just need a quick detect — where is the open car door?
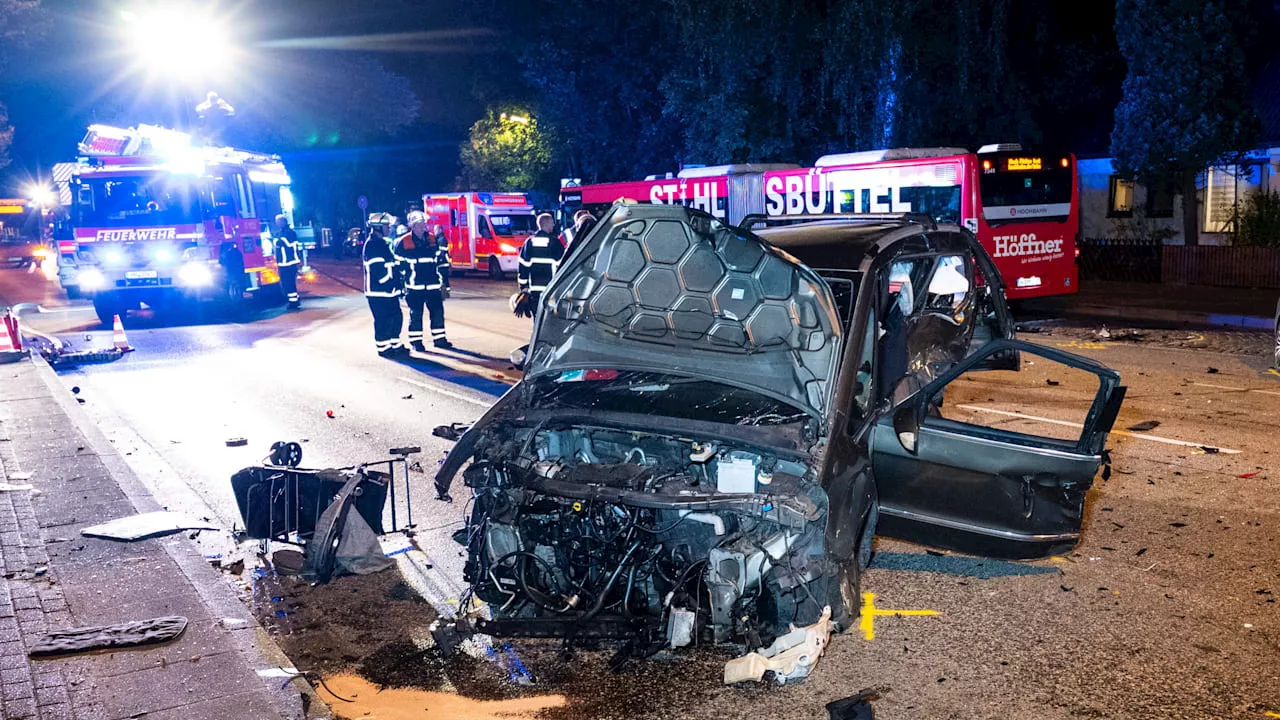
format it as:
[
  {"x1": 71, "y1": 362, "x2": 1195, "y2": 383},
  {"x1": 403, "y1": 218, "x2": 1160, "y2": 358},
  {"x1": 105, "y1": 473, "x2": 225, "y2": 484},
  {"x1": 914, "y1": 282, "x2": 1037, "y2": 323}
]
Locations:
[{"x1": 870, "y1": 339, "x2": 1125, "y2": 559}]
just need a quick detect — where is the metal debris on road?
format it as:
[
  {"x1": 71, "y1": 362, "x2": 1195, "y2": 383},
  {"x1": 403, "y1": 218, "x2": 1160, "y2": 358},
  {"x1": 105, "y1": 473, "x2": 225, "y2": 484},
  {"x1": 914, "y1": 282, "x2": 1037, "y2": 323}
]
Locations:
[
  {"x1": 826, "y1": 688, "x2": 882, "y2": 720},
  {"x1": 1126, "y1": 420, "x2": 1161, "y2": 432},
  {"x1": 29, "y1": 616, "x2": 188, "y2": 657},
  {"x1": 723, "y1": 605, "x2": 832, "y2": 684},
  {"x1": 81, "y1": 511, "x2": 220, "y2": 541},
  {"x1": 226, "y1": 437, "x2": 249, "y2": 447}
]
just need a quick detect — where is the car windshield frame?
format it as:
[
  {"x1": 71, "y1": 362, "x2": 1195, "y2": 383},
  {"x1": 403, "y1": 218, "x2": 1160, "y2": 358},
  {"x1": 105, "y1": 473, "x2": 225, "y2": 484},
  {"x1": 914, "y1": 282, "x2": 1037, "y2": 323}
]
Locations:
[
  {"x1": 529, "y1": 369, "x2": 814, "y2": 428},
  {"x1": 74, "y1": 174, "x2": 205, "y2": 228}
]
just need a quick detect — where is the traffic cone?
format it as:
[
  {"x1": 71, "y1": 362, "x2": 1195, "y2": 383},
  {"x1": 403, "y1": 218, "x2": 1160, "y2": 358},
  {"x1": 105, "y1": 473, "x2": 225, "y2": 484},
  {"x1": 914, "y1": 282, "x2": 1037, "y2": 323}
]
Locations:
[
  {"x1": 111, "y1": 314, "x2": 134, "y2": 352},
  {"x1": 0, "y1": 313, "x2": 17, "y2": 353}
]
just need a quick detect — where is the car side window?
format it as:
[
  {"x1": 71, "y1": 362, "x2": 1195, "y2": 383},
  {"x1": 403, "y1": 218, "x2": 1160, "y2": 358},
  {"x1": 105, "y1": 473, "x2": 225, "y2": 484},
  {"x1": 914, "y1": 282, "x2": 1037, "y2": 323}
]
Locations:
[{"x1": 849, "y1": 305, "x2": 876, "y2": 426}]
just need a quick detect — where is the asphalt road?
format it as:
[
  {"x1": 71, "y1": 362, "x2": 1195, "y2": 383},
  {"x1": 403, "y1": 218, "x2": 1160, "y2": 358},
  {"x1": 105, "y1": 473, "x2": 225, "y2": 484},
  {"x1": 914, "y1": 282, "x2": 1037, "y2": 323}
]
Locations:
[{"x1": 3, "y1": 261, "x2": 1278, "y2": 720}]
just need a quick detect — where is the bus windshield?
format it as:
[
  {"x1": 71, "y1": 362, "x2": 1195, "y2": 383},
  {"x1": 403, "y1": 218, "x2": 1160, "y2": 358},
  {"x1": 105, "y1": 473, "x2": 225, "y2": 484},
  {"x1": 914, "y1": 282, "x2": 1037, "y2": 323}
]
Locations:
[
  {"x1": 489, "y1": 214, "x2": 536, "y2": 236},
  {"x1": 74, "y1": 175, "x2": 203, "y2": 228},
  {"x1": 979, "y1": 158, "x2": 1073, "y2": 222}
]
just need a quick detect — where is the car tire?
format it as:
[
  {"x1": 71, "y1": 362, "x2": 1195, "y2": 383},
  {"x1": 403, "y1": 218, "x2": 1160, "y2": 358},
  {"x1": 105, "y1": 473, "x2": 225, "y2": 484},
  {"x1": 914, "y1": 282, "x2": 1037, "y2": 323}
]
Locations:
[
  {"x1": 91, "y1": 294, "x2": 121, "y2": 327},
  {"x1": 488, "y1": 257, "x2": 505, "y2": 280}
]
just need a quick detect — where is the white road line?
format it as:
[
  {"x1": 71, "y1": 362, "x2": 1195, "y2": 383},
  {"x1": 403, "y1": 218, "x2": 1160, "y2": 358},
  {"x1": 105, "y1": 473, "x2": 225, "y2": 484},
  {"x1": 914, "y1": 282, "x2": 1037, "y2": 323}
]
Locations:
[
  {"x1": 1188, "y1": 381, "x2": 1280, "y2": 398},
  {"x1": 953, "y1": 404, "x2": 1242, "y2": 454},
  {"x1": 398, "y1": 375, "x2": 495, "y2": 408}
]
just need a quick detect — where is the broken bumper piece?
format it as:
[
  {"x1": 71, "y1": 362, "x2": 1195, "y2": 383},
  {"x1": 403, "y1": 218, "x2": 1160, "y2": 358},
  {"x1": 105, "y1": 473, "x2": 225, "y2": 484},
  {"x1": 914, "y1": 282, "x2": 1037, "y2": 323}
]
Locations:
[{"x1": 723, "y1": 605, "x2": 832, "y2": 685}]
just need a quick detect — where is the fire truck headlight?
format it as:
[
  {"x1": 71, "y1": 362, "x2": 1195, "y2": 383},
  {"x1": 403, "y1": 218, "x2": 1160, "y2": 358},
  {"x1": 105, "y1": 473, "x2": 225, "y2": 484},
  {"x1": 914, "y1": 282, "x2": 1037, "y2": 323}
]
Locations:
[
  {"x1": 77, "y1": 268, "x2": 107, "y2": 290},
  {"x1": 154, "y1": 247, "x2": 174, "y2": 264},
  {"x1": 179, "y1": 262, "x2": 214, "y2": 287},
  {"x1": 104, "y1": 249, "x2": 125, "y2": 265}
]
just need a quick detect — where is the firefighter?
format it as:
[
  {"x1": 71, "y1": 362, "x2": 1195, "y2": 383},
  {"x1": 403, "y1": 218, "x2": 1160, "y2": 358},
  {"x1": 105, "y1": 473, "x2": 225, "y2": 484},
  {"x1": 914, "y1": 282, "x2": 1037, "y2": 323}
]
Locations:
[
  {"x1": 363, "y1": 213, "x2": 406, "y2": 357},
  {"x1": 431, "y1": 224, "x2": 452, "y2": 299},
  {"x1": 563, "y1": 209, "x2": 597, "y2": 251},
  {"x1": 272, "y1": 214, "x2": 302, "y2": 309},
  {"x1": 394, "y1": 212, "x2": 453, "y2": 351},
  {"x1": 516, "y1": 212, "x2": 566, "y2": 317}
]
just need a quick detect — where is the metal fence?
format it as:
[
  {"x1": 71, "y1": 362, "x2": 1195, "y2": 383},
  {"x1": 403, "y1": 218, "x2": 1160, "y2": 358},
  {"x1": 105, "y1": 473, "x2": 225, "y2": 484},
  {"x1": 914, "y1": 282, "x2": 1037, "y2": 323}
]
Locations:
[
  {"x1": 1078, "y1": 237, "x2": 1163, "y2": 283},
  {"x1": 1163, "y1": 246, "x2": 1280, "y2": 288}
]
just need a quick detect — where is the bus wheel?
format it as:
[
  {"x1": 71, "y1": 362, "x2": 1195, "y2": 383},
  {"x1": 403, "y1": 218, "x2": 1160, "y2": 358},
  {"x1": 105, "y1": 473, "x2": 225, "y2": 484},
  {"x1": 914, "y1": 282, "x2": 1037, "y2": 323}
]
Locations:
[
  {"x1": 488, "y1": 257, "x2": 505, "y2": 280},
  {"x1": 91, "y1": 294, "x2": 121, "y2": 327}
]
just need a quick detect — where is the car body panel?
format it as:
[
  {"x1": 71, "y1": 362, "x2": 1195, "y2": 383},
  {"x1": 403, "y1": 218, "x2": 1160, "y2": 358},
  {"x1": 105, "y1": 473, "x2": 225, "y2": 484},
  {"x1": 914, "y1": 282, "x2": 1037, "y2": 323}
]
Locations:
[{"x1": 529, "y1": 204, "x2": 844, "y2": 424}]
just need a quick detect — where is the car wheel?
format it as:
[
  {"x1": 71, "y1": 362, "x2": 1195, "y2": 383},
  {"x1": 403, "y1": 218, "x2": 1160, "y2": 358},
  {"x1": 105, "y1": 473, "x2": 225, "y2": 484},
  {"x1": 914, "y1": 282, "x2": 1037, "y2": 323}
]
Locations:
[
  {"x1": 91, "y1": 294, "x2": 120, "y2": 327},
  {"x1": 488, "y1": 257, "x2": 505, "y2": 280}
]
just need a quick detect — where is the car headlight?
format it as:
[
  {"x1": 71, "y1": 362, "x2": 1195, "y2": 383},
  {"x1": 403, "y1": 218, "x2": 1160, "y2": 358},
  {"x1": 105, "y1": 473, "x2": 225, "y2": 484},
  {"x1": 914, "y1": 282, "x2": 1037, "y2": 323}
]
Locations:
[
  {"x1": 179, "y1": 262, "x2": 214, "y2": 287},
  {"x1": 77, "y1": 268, "x2": 107, "y2": 290}
]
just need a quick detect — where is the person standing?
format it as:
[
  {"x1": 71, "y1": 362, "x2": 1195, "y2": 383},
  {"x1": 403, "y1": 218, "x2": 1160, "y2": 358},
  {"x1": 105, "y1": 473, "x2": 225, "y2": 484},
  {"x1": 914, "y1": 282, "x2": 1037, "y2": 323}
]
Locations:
[
  {"x1": 516, "y1": 212, "x2": 566, "y2": 316},
  {"x1": 394, "y1": 212, "x2": 453, "y2": 351},
  {"x1": 272, "y1": 214, "x2": 302, "y2": 309},
  {"x1": 562, "y1": 209, "x2": 597, "y2": 252},
  {"x1": 363, "y1": 213, "x2": 406, "y2": 357},
  {"x1": 432, "y1": 224, "x2": 452, "y2": 299}
]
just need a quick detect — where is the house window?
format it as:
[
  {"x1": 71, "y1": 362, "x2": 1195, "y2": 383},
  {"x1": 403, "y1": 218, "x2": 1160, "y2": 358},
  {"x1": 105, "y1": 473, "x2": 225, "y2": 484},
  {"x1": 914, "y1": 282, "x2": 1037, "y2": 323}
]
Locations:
[
  {"x1": 1203, "y1": 166, "x2": 1238, "y2": 233},
  {"x1": 1108, "y1": 176, "x2": 1134, "y2": 217},
  {"x1": 1146, "y1": 183, "x2": 1174, "y2": 218}
]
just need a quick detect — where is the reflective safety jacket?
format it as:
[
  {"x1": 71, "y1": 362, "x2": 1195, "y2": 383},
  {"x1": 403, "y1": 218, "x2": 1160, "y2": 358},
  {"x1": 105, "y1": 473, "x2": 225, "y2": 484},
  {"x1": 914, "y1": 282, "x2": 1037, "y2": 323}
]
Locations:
[
  {"x1": 363, "y1": 231, "x2": 401, "y2": 297},
  {"x1": 393, "y1": 232, "x2": 449, "y2": 291},
  {"x1": 273, "y1": 227, "x2": 301, "y2": 267},
  {"x1": 518, "y1": 230, "x2": 566, "y2": 293}
]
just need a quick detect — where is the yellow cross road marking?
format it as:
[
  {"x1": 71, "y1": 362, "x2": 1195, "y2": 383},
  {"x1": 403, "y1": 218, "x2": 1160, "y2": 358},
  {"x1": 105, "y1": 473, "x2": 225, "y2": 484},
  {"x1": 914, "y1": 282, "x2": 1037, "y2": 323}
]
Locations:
[
  {"x1": 858, "y1": 592, "x2": 939, "y2": 641},
  {"x1": 1055, "y1": 340, "x2": 1107, "y2": 350},
  {"x1": 1263, "y1": 712, "x2": 1280, "y2": 718},
  {"x1": 1267, "y1": 368, "x2": 1280, "y2": 379}
]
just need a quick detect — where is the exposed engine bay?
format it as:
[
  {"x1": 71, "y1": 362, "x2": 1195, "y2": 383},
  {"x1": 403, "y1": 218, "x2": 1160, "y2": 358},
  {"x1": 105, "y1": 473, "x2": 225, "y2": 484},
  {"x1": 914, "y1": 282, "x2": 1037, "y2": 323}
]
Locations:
[{"x1": 452, "y1": 421, "x2": 838, "y2": 657}]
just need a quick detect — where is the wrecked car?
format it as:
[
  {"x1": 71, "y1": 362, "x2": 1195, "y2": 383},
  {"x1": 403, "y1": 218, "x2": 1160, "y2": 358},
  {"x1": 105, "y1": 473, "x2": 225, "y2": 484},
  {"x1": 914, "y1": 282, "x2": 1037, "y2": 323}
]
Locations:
[{"x1": 434, "y1": 204, "x2": 1126, "y2": 653}]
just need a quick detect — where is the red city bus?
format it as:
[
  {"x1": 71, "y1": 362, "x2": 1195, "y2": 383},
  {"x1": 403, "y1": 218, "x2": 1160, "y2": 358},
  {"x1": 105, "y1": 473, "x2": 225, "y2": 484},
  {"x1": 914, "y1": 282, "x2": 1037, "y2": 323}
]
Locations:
[
  {"x1": 562, "y1": 145, "x2": 1078, "y2": 300},
  {"x1": 559, "y1": 164, "x2": 797, "y2": 226},
  {"x1": 761, "y1": 145, "x2": 1078, "y2": 299}
]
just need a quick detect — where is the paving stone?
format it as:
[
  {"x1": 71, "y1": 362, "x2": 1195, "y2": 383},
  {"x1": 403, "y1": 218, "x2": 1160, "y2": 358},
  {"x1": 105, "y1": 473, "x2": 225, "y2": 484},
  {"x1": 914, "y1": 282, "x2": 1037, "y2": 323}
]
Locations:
[
  {"x1": 3, "y1": 696, "x2": 37, "y2": 719},
  {"x1": 0, "y1": 663, "x2": 31, "y2": 684},
  {"x1": 35, "y1": 683, "x2": 70, "y2": 706},
  {"x1": 2, "y1": 678, "x2": 35, "y2": 700},
  {"x1": 39, "y1": 702, "x2": 74, "y2": 720}
]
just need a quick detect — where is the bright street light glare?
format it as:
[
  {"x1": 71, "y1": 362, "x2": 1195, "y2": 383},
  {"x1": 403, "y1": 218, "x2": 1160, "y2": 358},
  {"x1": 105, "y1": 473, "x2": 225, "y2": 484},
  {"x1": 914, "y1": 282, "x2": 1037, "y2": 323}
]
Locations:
[
  {"x1": 24, "y1": 185, "x2": 55, "y2": 208},
  {"x1": 122, "y1": 7, "x2": 233, "y2": 81}
]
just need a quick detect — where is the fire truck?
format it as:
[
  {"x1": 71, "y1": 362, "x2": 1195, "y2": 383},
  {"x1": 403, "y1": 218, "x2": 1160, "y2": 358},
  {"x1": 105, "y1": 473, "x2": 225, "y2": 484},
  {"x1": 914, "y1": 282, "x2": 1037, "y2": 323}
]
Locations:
[
  {"x1": 55, "y1": 124, "x2": 293, "y2": 324},
  {"x1": 422, "y1": 192, "x2": 536, "y2": 279},
  {"x1": 560, "y1": 145, "x2": 1079, "y2": 300}
]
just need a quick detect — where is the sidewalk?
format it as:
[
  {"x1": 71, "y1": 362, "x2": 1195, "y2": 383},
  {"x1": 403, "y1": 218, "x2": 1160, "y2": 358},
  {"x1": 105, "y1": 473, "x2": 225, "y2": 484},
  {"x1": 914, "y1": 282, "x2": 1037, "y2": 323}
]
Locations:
[
  {"x1": 0, "y1": 355, "x2": 324, "y2": 720},
  {"x1": 1023, "y1": 280, "x2": 1277, "y2": 330}
]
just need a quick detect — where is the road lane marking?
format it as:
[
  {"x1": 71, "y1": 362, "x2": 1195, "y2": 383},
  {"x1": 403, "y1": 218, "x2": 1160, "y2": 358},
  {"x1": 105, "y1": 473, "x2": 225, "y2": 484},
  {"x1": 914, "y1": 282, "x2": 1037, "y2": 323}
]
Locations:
[
  {"x1": 1055, "y1": 340, "x2": 1107, "y2": 350},
  {"x1": 398, "y1": 376, "x2": 495, "y2": 408},
  {"x1": 858, "y1": 592, "x2": 939, "y2": 641},
  {"x1": 953, "y1": 404, "x2": 1242, "y2": 454},
  {"x1": 1188, "y1": 381, "x2": 1280, "y2": 398}
]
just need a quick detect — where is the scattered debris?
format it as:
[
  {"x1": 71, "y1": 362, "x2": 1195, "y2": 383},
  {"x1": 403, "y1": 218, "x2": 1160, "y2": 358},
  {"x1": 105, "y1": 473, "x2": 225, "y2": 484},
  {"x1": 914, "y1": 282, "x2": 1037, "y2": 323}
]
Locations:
[
  {"x1": 1095, "y1": 326, "x2": 1111, "y2": 340},
  {"x1": 1207, "y1": 367, "x2": 1220, "y2": 374},
  {"x1": 326, "y1": 409, "x2": 335, "y2": 419},
  {"x1": 272, "y1": 549, "x2": 305, "y2": 576},
  {"x1": 1046, "y1": 379, "x2": 1060, "y2": 386},
  {"x1": 723, "y1": 605, "x2": 832, "y2": 684},
  {"x1": 1239, "y1": 471, "x2": 1260, "y2": 479},
  {"x1": 1200, "y1": 446, "x2": 1220, "y2": 454},
  {"x1": 81, "y1": 511, "x2": 219, "y2": 541},
  {"x1": 1170, "y1": 522, "x2": 1187, "y2": 528},
  {"x1": 29, "y1": 616, "x2": 188, "y2": 657},
  {"x1": 1126, "y1": 420, "x2": 1160, "y2": 432},
  {"x1": 826, "y1": 687, "x2": 881, "y2": 720},
  {"x1": 226, "y1": 437, "x2": 248, "y2": 447},
  {"x1": 431, "y1": 423, "x2": 470, "y2": 441},
  {"x1": 401, "y1": 393, "x2": 413, "y2": 400}
]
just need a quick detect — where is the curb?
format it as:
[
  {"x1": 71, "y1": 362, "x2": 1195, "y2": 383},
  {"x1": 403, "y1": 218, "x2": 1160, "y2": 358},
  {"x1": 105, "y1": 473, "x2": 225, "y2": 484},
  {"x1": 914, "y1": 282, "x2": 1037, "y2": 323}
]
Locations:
[
  {"x1": 28, "y1": 354, "x2": 331, "y2": 719},
  {"x1": 1064, "y1": 303, "x2": 1273, "y2": 331}
]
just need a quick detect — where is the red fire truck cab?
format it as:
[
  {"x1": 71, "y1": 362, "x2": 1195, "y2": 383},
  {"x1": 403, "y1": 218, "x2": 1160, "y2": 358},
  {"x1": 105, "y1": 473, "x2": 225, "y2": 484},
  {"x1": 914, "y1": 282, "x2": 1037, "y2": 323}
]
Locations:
[
  {"x1": 423, "y1": 192, "x2": 535, "y2": 279},
  {"x1": 57, "y1": 124, "x2": 293, "y2": 324}
]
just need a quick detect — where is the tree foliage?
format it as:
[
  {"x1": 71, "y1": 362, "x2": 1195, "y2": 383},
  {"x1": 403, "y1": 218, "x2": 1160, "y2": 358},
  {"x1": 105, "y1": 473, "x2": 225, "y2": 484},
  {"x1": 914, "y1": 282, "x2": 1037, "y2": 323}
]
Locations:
[
  {"x1": 1110, "y1": 0, "x2": 1258, "y2": 183},
  {"x1": 513, "y1": 0, "x2": 1122, "y2": 186},
  {"x1": 1110, "y1": 0, "x2": 1259, "y2": 245},
  {"x1": 0, "y1": 0, "x2": 48, "y2": 170},
  {"x1": 458, "y1": 108, "x2": 553, "y2": 191}
]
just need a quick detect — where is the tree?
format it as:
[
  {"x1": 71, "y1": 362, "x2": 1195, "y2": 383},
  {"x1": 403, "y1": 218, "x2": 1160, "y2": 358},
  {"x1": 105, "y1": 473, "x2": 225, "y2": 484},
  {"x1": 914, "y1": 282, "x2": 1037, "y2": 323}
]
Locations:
[
  {"x1": 0, "y1": 0, "x2": 48, "y2": 169},
  {"x1": 458, "y1": 108, "x2": 553, "y2": 191},
  {"x1": 1110, "y1": 0, "x2": 1259, "y2": 245}
]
